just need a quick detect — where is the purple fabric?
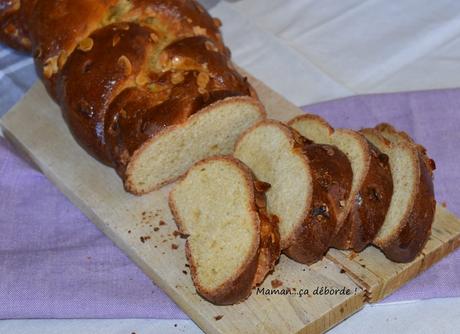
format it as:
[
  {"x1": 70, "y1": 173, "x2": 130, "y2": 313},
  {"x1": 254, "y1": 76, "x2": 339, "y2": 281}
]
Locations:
[
  {"x1": 0, "y1": 139, "x2": 187, "y2": 320},
  {"x1": 0, "y1": 88, "x2": 459, "y2": 319}
]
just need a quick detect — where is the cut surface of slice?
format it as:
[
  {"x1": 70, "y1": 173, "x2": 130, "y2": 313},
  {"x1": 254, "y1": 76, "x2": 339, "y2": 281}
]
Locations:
[
  {"x1": 235, "y1": 120, "x2": 352, "y2": 264},
  {"x1": 235, "y1": 120, "x2": 311, "y2": 249},
  {"x1": 169, "y1": 156, "x2": 279, "y2": 304},
  {"x1": 122, "y1": 96, "x2": 265, "y2": 194},
  {"x1": 362, "y1": 125, "x2": 436, "y2": 262},
  {"x1": 289, "y1": 115, "x2": 393, "y2": 252}
]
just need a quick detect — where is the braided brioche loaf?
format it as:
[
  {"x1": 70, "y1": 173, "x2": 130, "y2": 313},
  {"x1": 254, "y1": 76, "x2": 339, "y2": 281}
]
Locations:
[{"x1": 0, "y1": 0, "x2": 265, "y2": 193}]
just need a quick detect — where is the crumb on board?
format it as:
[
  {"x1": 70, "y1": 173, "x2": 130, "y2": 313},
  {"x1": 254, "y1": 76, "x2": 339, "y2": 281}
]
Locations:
[
  {"x1": 128, "y1": 230, "x2": 131, "y2": 234},
  {"x1": 171, "y1": 244, "x2": 179, "y2": 250},
  {"x1": 182, "y1": 270, "x2": 188, "y2": 275},
  {"x1": 154, "y1": 227, "x2": 160, "y2": 232},
  {"x1": 340, "y1": 269, "x2": 346, "y2": 274},
  {"x1": 214, "y1": 315, "x2": 223, "y2": 321},
  {"x1": 140, "y1": 236, "x2": 151, "y2": 243},
  {"x1": 271, "y1": 279, "x2": 283, "y2": 288},
  {"x1": 348, "y1": 251, "x2": 358, "y2": 260},
  {"x1": 441, "y1": 201, "x2": 447, "y2": 208},
  {"x1": 159, "y1": 220, "x2": 166, "y2": 226},
  {"x1": 173, "y1": 230, "x2": 190, "y2": 239}
]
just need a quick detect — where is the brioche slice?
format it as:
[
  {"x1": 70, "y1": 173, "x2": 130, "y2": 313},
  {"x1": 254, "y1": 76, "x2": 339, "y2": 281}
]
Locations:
[
  {"x1": 169, "y1": 157, "x2": 280, "y2": 305},
  {"x1": 120, "y1": 96, "x2": 265, "y2": 194},
  {"x1": 289, "y1": 115, "x2": 393, "y2": 252},
  {"x1": 234, "y1": 120, "x2": 352, "y2": 264},
  {"x1": 362, "y1": 124, "x2": 436, "y2": 262}
]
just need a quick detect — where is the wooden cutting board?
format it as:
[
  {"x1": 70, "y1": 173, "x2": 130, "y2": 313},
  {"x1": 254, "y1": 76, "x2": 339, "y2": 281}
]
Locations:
[{"x1": 1, "y1": 71, "x2": 460, "y2": 334}]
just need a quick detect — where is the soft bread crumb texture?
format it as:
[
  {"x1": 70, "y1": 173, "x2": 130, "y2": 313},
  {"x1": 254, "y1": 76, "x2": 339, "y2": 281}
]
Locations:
[
  {"x1": 235, "y1": 123, "x2": 311, "y2": 248},
  {"x1": 126, "y1": 100, "x2": 263, "y2": 193},
  {"x1": 171, "y1": 159, "x2": 256, "y2": 290},
  {"x1": 290, "y1": 118, "x2": 366, "y2": 220},
  {"x1": 363, "y1": 131, "x2": 417, "y2": 244}
]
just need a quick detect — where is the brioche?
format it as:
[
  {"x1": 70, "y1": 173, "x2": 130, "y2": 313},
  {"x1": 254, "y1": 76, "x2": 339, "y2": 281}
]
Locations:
[
  {"x1": 362, "y1": 124, "x2": 436, "y2": 262},
  {"x1": 0, "y1": 0, "x2": 264, "y2": 194},
  {"x1": 289, "y1": 115, "x2": 393, "y2": 252},
  {"x1": 234, "y1": 120, "x2": 353, "y2": 264},
  {"x1": 169, "y1": 156, "x2": 280, "y2": 305}
]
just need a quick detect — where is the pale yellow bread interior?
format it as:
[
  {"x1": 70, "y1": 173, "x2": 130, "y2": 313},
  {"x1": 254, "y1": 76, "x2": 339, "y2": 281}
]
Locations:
[
  {"x1": 234, "y1": 120, "x2": 312, "y2": 249},
  {"x1": 289, "y1": 115, "x2": 368, "y2": 226},
  {"x1": 361, "y1": 128, "x2": 418, "y2": 245},
  {"x1": 125, "y1": 97, "x2": 265, "y2": 194},
  {"x1": 169, "y1": 157, "x2": 258, "y2": 292}
]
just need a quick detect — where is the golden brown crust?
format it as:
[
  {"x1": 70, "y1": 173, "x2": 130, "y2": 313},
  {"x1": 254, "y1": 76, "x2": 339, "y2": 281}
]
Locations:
[
  {"x1": 105, "y1": 35, "x2": 254, "y2": 174},
  {"x1": 330, "y1": 139, "x2": 393, "y2": 252},
  {"x1": 0, "y1": 0, "x2": 257, "y2": 192},
  {"x1": 287, "y1": 115, "x2": 355, "y2": 234},
  {"x1": 168, "y1": 156, "x2": 280, "y2": 305},
  {"x1": 288, "y1": 115, "x2": 394, "y2": 253},
  {"x1": 236, "y1": 120, "x2": 352, "y2": 265},
  {"x1": 283, "y1": 128, "x2": 353, "y2": 264},
  {"x1": 0, "y1": 0, "x2": 35, "y2": 52},
  {"x1": 378, "y1": 153, "x2": 435, "y2": 262},
  {"x1": 28, "y1": 0, "x2": 225, "y2": 97},
  {"x1": 252, "y1": 181, "x2": 281, "y2": 286},
  {"x1": 372, "y1": 123, "x2": 436, "y2": 262},
  {"x1": 57, "y1": 22, "x2": 156, "y2": 165}
]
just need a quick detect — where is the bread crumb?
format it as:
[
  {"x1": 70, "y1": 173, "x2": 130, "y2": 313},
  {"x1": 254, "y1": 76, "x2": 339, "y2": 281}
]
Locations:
[
  {"x1": 128, "y1": 230, "x2": 131, "y2": 234},
  {"x1": 214, "y1": 315, "x2": 223, "y2": 321},
  {"x1": 140, "y1": 236, "x2": 151, "y2": 243},
  {"x1": 159, "y1": 220, "x2": 166, "y2": 226},
  {"x1": 441, "y1": 201, "x2": 447, "y2": 208},
  {"x1": 340, "y1": 269, "x2": 346, "y2": 274},
  {"x1": 348, "y1": 251, "x2": 358, "y2": 260},
  {"x1": 171, "y1": 244, "x2": 179, "y2": 250},
  {"x1": 154, "y1": 227, "x2": 160, "y2": 232},
  {"x1": 173, "y1": 230, "x2": 190, "y2": 239},
  {"x1": 182, "y1": 270, "x2": 188, "y2": 275},
  {"x1": 271, "y1": 279, "x2": 283, "y2": 288}
]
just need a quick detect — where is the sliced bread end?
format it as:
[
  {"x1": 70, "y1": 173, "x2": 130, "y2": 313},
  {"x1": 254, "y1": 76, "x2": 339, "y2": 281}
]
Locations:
[
  {"x1": 362, "y1": 126, "x2": 436, "y2": 262},
  {"x1": 125, "y1": 96, "x2": 265, "y2": 194}
]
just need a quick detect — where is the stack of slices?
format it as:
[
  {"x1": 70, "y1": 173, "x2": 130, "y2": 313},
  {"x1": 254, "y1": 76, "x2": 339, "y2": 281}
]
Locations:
[{"x1": 169, "y1": 115, "x2": 436, "y2": 305}]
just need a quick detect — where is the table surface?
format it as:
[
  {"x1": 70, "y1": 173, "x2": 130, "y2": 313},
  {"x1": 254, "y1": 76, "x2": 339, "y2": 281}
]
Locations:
[{"x1": 2, "y1": 0, "x2": 460, "y2": 333}]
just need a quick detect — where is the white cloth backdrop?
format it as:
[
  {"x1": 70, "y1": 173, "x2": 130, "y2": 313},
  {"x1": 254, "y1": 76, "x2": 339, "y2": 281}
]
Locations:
[{"x1": 3, "y1": 0, "x2": 460, "y2": 333}]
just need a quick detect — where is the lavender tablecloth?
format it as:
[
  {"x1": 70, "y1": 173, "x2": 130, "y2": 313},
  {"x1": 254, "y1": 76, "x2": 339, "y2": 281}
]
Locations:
[{"x1": 1, "y1": 87, "x2": 460, "y2": 319}]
